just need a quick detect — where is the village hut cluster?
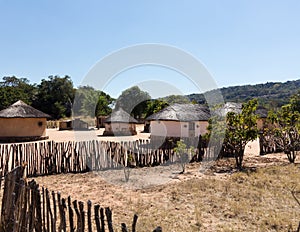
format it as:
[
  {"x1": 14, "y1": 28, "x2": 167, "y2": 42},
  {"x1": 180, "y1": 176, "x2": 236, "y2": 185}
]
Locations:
[{"x1": 0, "y1": 100, "x2": 268, "y2": 145}]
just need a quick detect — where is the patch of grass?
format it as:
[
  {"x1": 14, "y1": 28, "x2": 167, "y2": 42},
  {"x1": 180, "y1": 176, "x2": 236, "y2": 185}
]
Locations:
[{"x1": 132, "y1": 164, "x2": 300, "y2": 231}]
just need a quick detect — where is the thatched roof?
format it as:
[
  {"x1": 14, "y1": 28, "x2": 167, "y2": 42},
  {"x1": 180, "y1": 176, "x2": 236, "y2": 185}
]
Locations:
[
  {"x1": 105, "y1": 108, "x2": 138, "y2": 123},
  {"x1": 146, "y1": 104, "x2": 210, "y2": 122},
  {"x1": 0, "y1": 100, "x2": 51, "y2": 118}
]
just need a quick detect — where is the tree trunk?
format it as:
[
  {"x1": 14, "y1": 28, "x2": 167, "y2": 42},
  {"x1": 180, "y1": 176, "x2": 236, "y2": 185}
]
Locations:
[{"x1": 235, "y1": 148, "x2": 244, "y2": 170}]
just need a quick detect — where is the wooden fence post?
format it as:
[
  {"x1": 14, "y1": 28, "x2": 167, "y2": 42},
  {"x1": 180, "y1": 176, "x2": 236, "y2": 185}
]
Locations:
[
  {"x1": 100, "y1": 207, "x2": 105, "y2": 232},
  {"x1": 94, "y1": 205, "x2": 101, "y2": 232},
  {"x1": 87, "y1": 200, "x2": 92, "y2": 232},
  {"x1": 105, "y1": 207, "x2": 114, "y2": 232},
  {"x1": 0, "y1": 166, "x2": 25, "y2": 232},
  {"x1": 68, "y1": 196, "x2": 75, "y2": 232},
  {"x1": 132, "y1": 214, "x2": 138, "y2": 232},
  {"x1": 121, "y1": 223, "x2": 128, "y2": 232},
  {"x1": 79, "y1": 201, "x2": 85, "y2": 232},
  {"x1": 73, "y1": 200, "x2": 82, "y2": 232},
  {"x1": 58, "y1": 192, "x2": 67, "y2": 232}
]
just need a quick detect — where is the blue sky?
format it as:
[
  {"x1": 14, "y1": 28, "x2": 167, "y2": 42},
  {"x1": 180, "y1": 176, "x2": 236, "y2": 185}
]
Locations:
[{"x1": 1, "y1": 1, "x2": 300, "y2": 98}]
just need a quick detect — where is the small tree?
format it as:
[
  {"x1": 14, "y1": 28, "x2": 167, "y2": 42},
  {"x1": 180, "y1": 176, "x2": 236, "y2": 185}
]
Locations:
[
  {"x1": 224, "y1": 99, "x2": 258, "y2": 169},
  {"x1": 174, "y1": 140, "x2": 190, "y2": 173},
  {"x1": 267, "y1": 102, "x2": 300, "y2": 163}
]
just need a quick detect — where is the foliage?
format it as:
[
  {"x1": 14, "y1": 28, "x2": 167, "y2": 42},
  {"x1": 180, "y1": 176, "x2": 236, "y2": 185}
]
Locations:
[
  {"x1": 145, "y1": 99, "x2": 169, "y2": 118},
  {"x1": 174, "y1": 140, "x2": 193, "y2": 173},
  {"x1": 188, "y1": 79, "x2": 300, "y2": 109},
  {"x1": 33, "y1": 75, "x2": 75, "y2": 119},
  {"x1": 95, "y1": 93, "x2": 114, "y2": 117},
  {"x1": 225, "y1": 99, "x2": 258, "y2": 169},
  {"x1": 208, "y1": 99, "x2": 258, "y2": 169},
  {"x1": 290, "y1": 91, "x2": 300, "y2": 112},
  {"x1": 73, "y1": 86, "x2": 99, "y2": 117},
  {"x1": 266, "y1": 94, "x2": 300, "y2": 163},
  {"x1": 73, "y1": 86, "x2": 114, "y2": 117},
  {"x1": 115, "y1": 86, "x2": 151, "y2": 119},
  {"x1": 160, "y1": 95, "x2": 191, "y2": 105},
  {"x1": 0, "y1": 75, "x2": 115, "y2": 120},
  {"x1": 206, "y1": 113, "x2": 227, "y2": 160},
  {"x1": 0, "y1": 76, "x2": 37, "y2": 110}
]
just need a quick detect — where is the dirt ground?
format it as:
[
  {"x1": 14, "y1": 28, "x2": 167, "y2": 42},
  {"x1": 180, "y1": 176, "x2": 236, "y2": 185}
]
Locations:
[
  {"x1": 29, "y1": 128, "x2": 300, "y2": 231},
  {"x1": 31, "y1": 154, "x2": 299, "y2": 231},
  {"x1": 46, "y1": 124, "x2": 150, "y2": 142}
]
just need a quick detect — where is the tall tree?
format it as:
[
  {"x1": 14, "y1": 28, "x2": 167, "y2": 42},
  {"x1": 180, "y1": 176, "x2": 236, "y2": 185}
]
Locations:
[
  {"x1": 0, "y1": 76, "x2": 37, "y2": 110},
  {"x1": 33, "y1": 75, "x2": 75, "y2": 119},
  {"x1": 115, "y1": 86, "x2": 151, "y2": 119},
  {"x1": 95, "y1": 93, "x2": 114, "y2": 116}
]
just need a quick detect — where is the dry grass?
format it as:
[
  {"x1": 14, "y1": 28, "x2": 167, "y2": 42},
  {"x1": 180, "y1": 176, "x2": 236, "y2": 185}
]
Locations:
[{"x1": 29, "y1": 161, "x2": 300, "y2": 232}]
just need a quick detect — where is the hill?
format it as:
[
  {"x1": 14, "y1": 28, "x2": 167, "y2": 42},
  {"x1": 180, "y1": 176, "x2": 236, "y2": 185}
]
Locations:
[{"x1": 187, "y1": 79, "x2": 300, "y2": 108}]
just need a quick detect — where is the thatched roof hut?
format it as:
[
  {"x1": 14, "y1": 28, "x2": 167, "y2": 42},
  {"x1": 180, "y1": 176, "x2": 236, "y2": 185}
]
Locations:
[
  {"x1": 0, "y1": 100, "x2": 50, "y2": 142},
  {"x1": 146, "y1": 104, "x2": 211, "y2": 138},
  {"x1": 103, "y1": 108, "x2": 138, "y2": 136}
]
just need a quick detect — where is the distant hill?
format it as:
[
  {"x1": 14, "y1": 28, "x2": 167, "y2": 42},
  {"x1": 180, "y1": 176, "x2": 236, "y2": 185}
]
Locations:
[{"x1": 187, "y1": 79, "x2": 300, "y2": 109}]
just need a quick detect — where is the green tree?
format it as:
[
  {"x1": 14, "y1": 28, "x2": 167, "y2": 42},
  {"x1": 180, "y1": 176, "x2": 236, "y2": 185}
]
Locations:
[
  {"x1": 0, "y1": 76, "x2": 37, "y2": 110},
  {"x1": 73, "y1": 86, "x2": 114, "y2": 117},
  {"x1": 290, "y1": 91, "x2": 300, "y2": 112},
  {"x1": 160, "y1": 95, "x2": 191, "y2": 105},
  {"x1": 115, "y1": 86, "x2": 151, "y2": 119},
  {"x1": 145, "y1": 99, "x2": 169, "y2": 118},
  {"x1": 95, "y1": 93, "x2": 114, "y2": 116},
  {"x1": 74, "y1": 86, "x2": 100, "y2": 117},
  {"x1": 266, "y1": 98, "x2": 300, "y2": 163},
  {"x1": 174, "y1": 140, "x2": 188, "y2": 173},
  {"x1": 209, "y1": 99, "x2": 258, "y2": 169},
  {"x1": 33, "y1": 75, "x2": 75, "y2": 119},
  {"x1": 225, "y1": 99, "x2": 258, "y2": 169}
]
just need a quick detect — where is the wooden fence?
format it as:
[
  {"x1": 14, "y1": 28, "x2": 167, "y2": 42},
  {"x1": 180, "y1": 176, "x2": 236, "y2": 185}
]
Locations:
[
  {"x1": 0, "y1": 138, "x2": 205, "y2": 180},
  {"x1": 0, "y1": 166, "x2": 144, "y2": 232}
]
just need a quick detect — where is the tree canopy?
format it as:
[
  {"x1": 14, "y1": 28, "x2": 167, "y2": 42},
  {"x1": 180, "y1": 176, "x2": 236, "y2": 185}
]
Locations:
[
  {"x1": 145, "y1": 99, "x2": 169, "y2": 118},
  {"x1": 115, "y1": 86, "x2": 151, "y2": 119},
  {"x1": 73, "y1": 86, "x2": 114, "y2": 117},
  {"x1": 208, "y1": 99, "x2": 259, "y2": 169},
  {"x1": 33, "y1": 75, "x2": 75, "y2": 119},
  {"x1": 266, "y1": 93, "x2": 300, "y2": 163},
  {"x1": 188, "y1": 79, "x2": 300, "y2": 109},
  {"x1": 0, "y1": 76, "x2": 36, "y2": 110}
]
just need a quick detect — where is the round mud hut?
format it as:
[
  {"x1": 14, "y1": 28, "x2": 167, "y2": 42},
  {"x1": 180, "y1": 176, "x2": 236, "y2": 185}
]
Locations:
[
  {"x1": 103, "y1": 108, "x2": 138, "y2": 136},
  {"x1": 0, "y1": 100, "x2": 51, "y2": 142}
]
